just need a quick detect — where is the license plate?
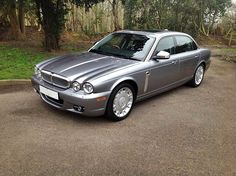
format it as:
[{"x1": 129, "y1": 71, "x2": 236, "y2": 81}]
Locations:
[{"x1": 39, "y1": 86, "x2": 59, "y2": 100}]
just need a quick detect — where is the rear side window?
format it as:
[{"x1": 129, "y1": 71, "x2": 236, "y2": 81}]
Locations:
[
  {"x1": 155, "y1": 37, "x2": 175, "y2": 55},
  {"x1": 175, "y1": 36, "x2": 198, "y2": 54}
]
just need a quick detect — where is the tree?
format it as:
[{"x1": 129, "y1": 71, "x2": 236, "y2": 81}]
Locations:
[
  {"x1": 220, "y1": 4, "x2": 236, "y2": 45},
  {"x1": 8, "y1": 0, "x2": 24, "y2": 40},
  {"x1": 108, "y1": 0, "x2": 121, "y2": 30},
  {"x1": 123, "y1": 0, "x2": 231, "y2": 36},
  {"x1": 18, "y1": 0, "x2": 25, "y2": 34},
  {"x1": 0, "y1": 0, "x2": 23, "y2": 40},
  {"x1": 192, "y1": 0, "x2": 231, "y2": 36},
  {"x1": 35, "y1": 0, "x2": 67, "y2": 51},
  {"x1": 0, "y1": 0, "x2": 35, "y2": 40},
  {"x1": 35, "y1": 0, "x2": 104, "y2": 51}
]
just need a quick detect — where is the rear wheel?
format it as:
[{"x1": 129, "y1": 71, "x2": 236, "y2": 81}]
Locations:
[
  {"x1": 106, "y1": 83, "x2": 135, "y2": 121},
  {"x1": 189, "y1": 64, "x2": 205, "y2": 87}
]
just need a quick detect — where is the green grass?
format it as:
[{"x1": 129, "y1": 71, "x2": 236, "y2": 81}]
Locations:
[
  {"x1": 214, "y1": 48, "x2": 236, "y2": 58},
  {"x1": 217, "y1": 48, "x2": 236, "y2": 63},
  {"x1": 218, "y1": 48, "x2": 236, "y2": 53},
  {"x1": 0, "y1": 46, "x2": 51, "y2": 79},
  {"x1": 0, "y1": 42, "x2": 91, "y2": 80}
]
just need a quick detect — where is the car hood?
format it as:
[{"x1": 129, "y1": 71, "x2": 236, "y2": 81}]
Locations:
[{"x1": 40, "y1": 52, "x2": 139, "y2": 82}]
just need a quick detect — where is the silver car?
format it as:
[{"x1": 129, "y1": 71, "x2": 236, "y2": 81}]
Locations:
[{"x1": 32, "y1": 30, "x2": 211, "y2": 121}]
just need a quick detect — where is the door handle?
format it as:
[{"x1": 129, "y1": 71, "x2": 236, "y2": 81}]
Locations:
[{"x1": 194, "y1": 55, "x2": 199, "y2": 58}]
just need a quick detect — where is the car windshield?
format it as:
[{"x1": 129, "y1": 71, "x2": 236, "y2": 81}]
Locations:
[{"x1": 90, "y1": 33, "x2": 155, "y2": 61}]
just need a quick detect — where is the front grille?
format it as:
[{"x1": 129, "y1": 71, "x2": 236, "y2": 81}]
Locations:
[
  {"x1": 41, "y1": 70, "x2": 70, "y2": 89},
  {"x1": 41, "y1": 71, "x2": 51, "y2": 83},
  {"x1": 52, "y1": 76, "x2": 69, "y2": 88}
]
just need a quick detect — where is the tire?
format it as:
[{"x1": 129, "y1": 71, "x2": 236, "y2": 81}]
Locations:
[
  {"x1": 189, "y1": 64, "x2": 205, "y2": 87},
  {"x1": 106, "y1": 83, "x2": 136, "y2": 121}
]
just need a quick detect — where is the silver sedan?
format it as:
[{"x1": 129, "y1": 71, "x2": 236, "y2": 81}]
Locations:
[{"x1": 32, "y1": 30, "x2": 211, "y2": 121}]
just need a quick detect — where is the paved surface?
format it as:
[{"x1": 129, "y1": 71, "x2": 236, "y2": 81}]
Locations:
[{"x1": 0, "y1": 58, "x2": 235, "y2": 176}]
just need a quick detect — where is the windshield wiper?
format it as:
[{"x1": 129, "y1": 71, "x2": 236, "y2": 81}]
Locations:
[
  {"x1": 126, "y1": 57, "x2": 141, "y2": 61},
  {"x1": 89, "y1": 49, "x2": 106, "y2": 55}
]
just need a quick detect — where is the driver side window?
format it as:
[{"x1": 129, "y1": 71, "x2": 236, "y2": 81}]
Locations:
[
  {"x1": 101, "y1": 34, "x2": 124, "y2": 49},
  {"x1": 155, "y1": 37, "x2": 175, "y2": 55}
]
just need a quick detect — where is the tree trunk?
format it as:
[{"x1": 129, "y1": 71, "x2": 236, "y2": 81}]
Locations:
[
  {"x1": 18, "y1": 0, "x2": 25, "y2": 34},
  {"x1": 207, "y1": 10, "x2": 217, "y2": 36},
  {"x1": 8, "y1": 0, "x2": 22, "y2": 40},
  {"x1": 36, "y1": 0, "x2": 61, "y2": 51},
  {"x1": 44, "y1": 32, "x2": 59, "y2": 51},
  {"x1": 111, "y1": 0, "x2": 121, "y2": 31}
]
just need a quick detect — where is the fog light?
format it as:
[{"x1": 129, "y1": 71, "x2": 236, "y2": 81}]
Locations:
[{"x1": 73, "y1": 105, "x2": 85, "y2": 112}]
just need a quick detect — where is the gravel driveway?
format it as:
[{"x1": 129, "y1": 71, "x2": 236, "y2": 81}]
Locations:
[{"x1": 0, "y1": 58, "x2": 235, "y2": 176}]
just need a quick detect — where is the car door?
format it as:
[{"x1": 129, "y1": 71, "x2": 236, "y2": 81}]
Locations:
[
  {"x1": 147, "y1": 36, "x2": 180, "y2": 92},
  {"x1": 174, "y1": 35, "x2": 200, "y2": 79}
]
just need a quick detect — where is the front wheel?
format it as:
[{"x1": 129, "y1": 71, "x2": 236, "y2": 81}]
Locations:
[
  {"x1": 106, "y1": 83, "x2": 135, "y2": 121},
  {"x1": 189, "y1": 64, "x2": 205, "y2": 87}
]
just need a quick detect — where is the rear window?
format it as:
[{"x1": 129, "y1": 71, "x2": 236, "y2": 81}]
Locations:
[{"x1": 175, "y1": 36, "x2": 198, "y2": 54}]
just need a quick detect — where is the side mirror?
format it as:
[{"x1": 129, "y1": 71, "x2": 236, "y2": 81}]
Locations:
[{"x1": 153, "y1": 51, "x2": 170, "y2": 60}]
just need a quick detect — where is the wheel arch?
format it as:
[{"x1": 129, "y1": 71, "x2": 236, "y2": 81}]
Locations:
[
  {"x1": 105, "y1": 78, "x2": 138, "y2": 121},
  {"x1": 195, "y1": 61, "x2": 206, "y2": 72},
  {"x1": 110, "y1": 77, "x2": 138, "y2": 97}
]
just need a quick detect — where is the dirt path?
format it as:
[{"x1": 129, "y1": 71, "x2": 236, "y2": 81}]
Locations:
[{"x1": 0, "y1": 58, "x2": 235, "y2": 176}]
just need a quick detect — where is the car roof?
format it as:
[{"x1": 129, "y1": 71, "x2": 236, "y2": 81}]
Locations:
[{"x1": 115, "y1": 29, "x2": 189, "y2": 38}]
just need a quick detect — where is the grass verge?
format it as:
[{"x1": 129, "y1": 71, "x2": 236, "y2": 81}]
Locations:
[
  {"x1": 212, "y1": 47, "x2": 236, "y2": 63},
  {"x1": 0, "y1": 42, "x2": 91, "y2": 80},
  {"x1": 0, "y1": 46, "x2": 51, "y2": 79}
]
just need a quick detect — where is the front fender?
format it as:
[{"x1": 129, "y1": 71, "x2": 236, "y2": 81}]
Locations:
[{"x1": 110, "y1": 77, "x2": 138, "y2": 91}]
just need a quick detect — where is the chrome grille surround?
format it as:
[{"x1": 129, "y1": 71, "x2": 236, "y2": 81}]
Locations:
[{"x1": 41, "y1": 70, "x2": 70, "y2": 89}]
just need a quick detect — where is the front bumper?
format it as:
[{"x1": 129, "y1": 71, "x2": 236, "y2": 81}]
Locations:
[{"x1": 31, "y1": 76, "x2": 111, "y2": 116}]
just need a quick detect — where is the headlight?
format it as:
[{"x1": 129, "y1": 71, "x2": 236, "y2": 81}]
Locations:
[
  {"x1": 72, "y1": 81, "x2": 81, "y2": 92},
  {"x1": 83, "y1": 82, "x2": 94, "y2": 94},
  {"x1": 34, "y1": 66, "x2": 41, "y2": 78}
]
